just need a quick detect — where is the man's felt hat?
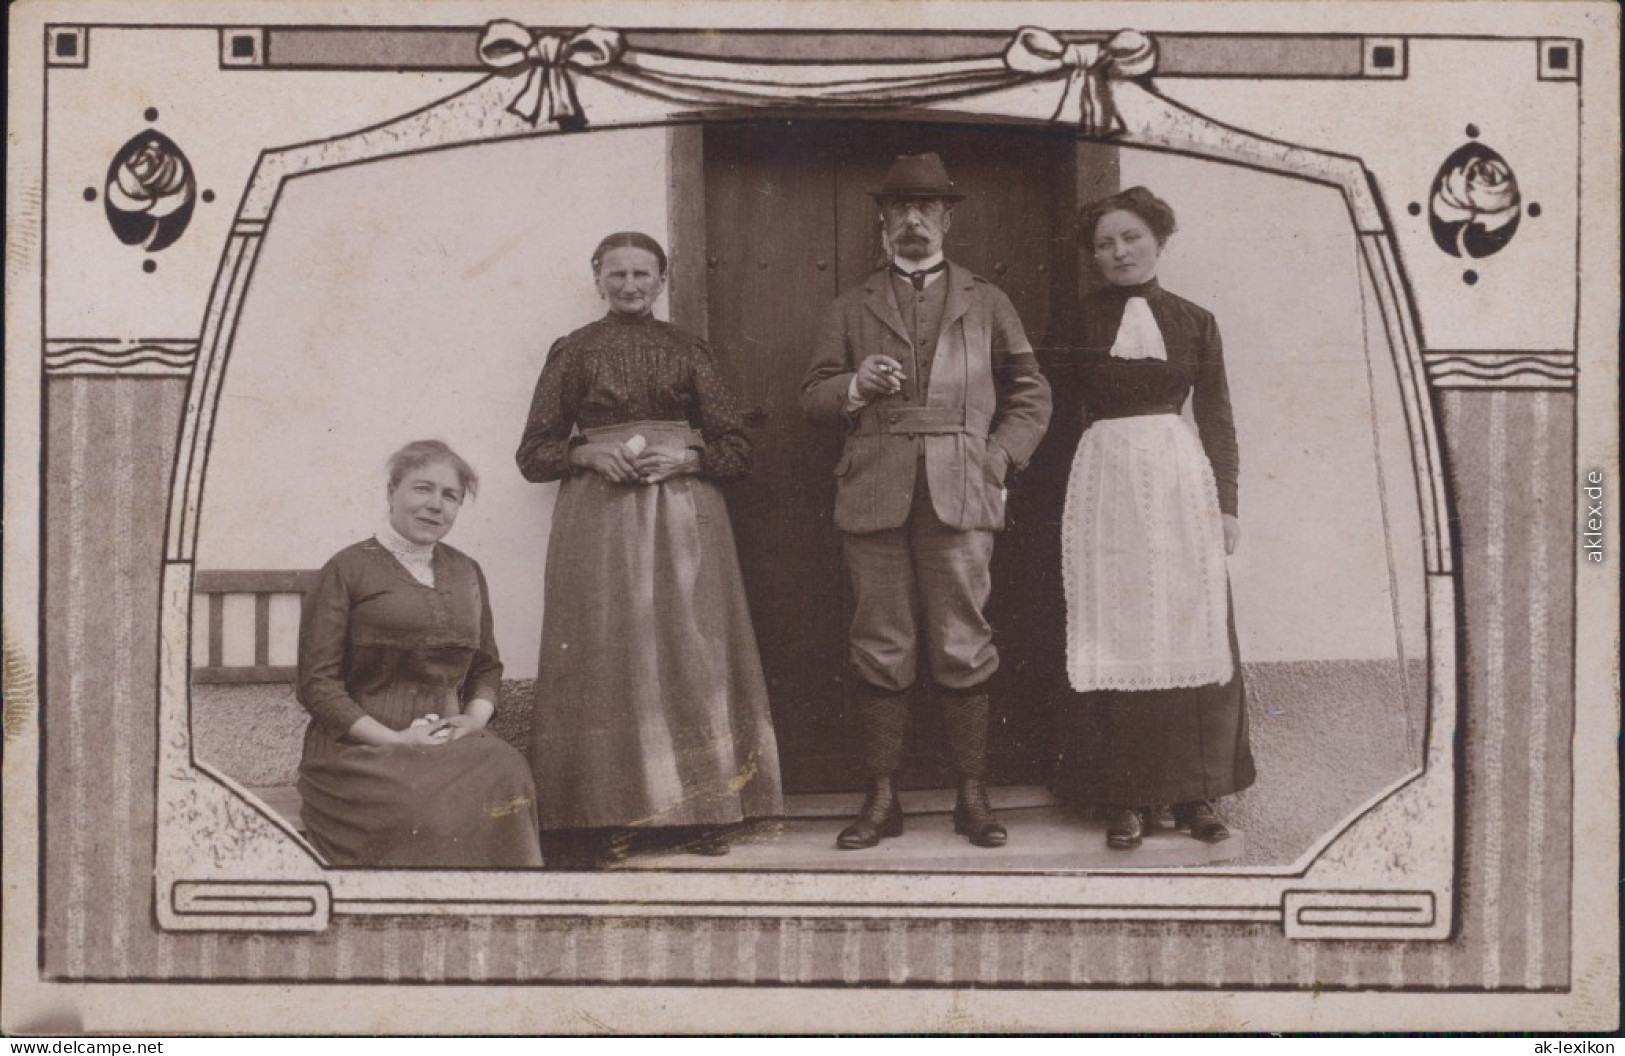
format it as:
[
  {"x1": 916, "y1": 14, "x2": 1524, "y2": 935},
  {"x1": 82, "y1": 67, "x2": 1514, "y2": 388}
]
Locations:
[{"x1": 870, "y1": 152, "x2": 966, "y2": 201}]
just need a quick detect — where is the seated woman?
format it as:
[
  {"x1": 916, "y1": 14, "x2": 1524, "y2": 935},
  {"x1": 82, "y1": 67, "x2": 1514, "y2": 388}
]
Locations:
[
  {"x1": 295, "y1": 439, "x2": 544, "y2": 868},
  {"x1": 517, "y1": 230, "x2": 783, "y2": 864}
]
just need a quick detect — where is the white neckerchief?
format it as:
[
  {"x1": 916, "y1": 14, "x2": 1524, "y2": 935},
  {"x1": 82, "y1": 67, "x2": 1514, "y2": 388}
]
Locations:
[
  {"x1": 1109, "y1": 296, "x2": 1167, "y2": 361},
  {"x1": 892, "y1": 252, "x2": 946, "y2": 288},
  {"x1": 376, "y1": 521, "x2": 435, "y2": 587}
]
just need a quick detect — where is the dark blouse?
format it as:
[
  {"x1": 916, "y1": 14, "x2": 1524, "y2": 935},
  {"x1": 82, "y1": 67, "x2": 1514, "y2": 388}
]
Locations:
[
  {"x1": 1042, "y1": 279, "x2": 1240, "y2": 516},
  {"x1": 515, "y1": 312, "x2": 753, "y2": 483},
  {"x1": 295, "y1": 540, "x2": 502, "y2": 738}
]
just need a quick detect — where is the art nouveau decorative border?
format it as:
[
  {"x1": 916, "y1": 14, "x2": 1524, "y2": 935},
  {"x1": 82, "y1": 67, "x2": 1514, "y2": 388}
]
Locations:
[{"x1": 143, "y1": 21, "x2": 1460, "y2": 941}]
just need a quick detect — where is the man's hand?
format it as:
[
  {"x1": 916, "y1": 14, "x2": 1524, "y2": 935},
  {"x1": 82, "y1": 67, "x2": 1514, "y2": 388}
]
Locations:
[
  {"x1": 1223, "y1": 514, "x2": 1241, "y2": 555},
  {"x1": 853, "y1": 354, "x2": 906, "y2": 401}
]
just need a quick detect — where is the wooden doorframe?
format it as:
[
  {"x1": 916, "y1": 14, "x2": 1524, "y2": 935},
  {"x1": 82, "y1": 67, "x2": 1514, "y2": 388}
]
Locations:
[{"x1": 667, "y1": 125, "x2": 710, "y2": 338}]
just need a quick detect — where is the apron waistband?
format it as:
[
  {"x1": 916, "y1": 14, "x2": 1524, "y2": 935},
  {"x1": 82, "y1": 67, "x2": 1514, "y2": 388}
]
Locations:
[{"x1": 1089, "y1": 404, "x2": 1181, "y2": 421}]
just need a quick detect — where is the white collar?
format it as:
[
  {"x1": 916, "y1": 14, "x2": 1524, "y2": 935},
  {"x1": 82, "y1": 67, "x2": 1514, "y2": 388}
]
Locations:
[
  {"x1": 892, "y1": 252, "x2": 945, "y2": 274},
  {"x1": 376, "y1": 520, "x2": 435, "y2": 558}
]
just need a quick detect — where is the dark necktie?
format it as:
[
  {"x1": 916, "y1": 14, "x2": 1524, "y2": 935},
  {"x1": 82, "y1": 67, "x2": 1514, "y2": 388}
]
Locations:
[{"x1": 893, "y1": 261, "x2": 946, "y2": 291}]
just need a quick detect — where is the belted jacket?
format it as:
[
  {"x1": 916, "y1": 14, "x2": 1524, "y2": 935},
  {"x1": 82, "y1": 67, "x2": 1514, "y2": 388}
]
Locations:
[{"x1": 800, "y1": 262, "x2": 1052, "y2": 533}]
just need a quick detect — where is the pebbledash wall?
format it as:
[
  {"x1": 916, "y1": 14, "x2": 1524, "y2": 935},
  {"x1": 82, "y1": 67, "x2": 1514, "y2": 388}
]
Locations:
[{"x1": 35, "y1": 22, "x2": 1578, "y2": 987}]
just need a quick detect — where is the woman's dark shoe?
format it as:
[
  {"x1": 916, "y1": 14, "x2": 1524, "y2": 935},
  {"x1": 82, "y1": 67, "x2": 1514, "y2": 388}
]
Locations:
[
  {"x1": 1172, "y1": 801, "x2": 1231, "y2": 843},
  {"x1": 952, "y1": 780, "x2": 1008, "y2": 848},
  {"x1": 1106, "y1": 807, "x2": 1146, "y2": 849},
  {"x1": 837, "y1": 788, "x2": 904, "y2": 849},
  {"x1": 597, "y1": 829, "x2": 636, "y2": 867},
  {"x1": 683, "y1": 827, "x2": 732, "y2": 857}
]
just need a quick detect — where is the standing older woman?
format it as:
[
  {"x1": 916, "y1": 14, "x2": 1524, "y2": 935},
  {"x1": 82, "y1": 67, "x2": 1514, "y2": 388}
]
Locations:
[
  {"x1": 296, "y1": 440, "x2": 544, "y2": 868},
  {"x1": 517, "y1": 231, "x2": 783, "y2": 863},
  {"x1": 1046, "y1": 187, "x2": 1255, "y2": 850}
]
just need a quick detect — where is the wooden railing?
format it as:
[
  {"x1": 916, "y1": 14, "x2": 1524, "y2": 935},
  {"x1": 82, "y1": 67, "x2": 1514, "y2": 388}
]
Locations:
[{"x1": 192, "y1": 570, "x2": 318, "y2": 684}]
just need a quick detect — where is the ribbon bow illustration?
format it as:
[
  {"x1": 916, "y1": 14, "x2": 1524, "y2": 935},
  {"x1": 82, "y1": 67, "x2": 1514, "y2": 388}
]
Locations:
[
  {"x1": 1005, "y1": 27, "x2": 1157, "y2": 135},
  {"x1": 477, "y1": 20, "x2": 626, "y2": 129}
]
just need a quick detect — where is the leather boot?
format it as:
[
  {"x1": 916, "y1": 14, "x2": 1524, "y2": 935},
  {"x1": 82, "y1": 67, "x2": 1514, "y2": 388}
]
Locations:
[
  {"x1": 855, "y1": 684, "x2": 911, "y2": 777},
  {"x1": 938, "y1": 685, "x2": 991, "y2": 778},
  {"x1": 939, "y1": 685, "x2": 1004, "y2": 847},
  {"x1": 837, "y1": 782, "x2": 904, "y2": 850},
  {"x1": 953, "y1": 778, "x2": 1007, "y2": 848}
]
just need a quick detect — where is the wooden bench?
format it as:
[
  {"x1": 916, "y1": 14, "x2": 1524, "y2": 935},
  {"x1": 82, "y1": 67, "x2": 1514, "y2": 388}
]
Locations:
[{"x1": 191, "y1": 569, "x2": 316, "y2": 683}]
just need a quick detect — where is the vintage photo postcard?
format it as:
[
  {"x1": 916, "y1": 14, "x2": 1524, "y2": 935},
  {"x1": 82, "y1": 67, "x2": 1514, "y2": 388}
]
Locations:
[{"x1": 4, "y1": 0, "x2": 1619, "y2": 1035}]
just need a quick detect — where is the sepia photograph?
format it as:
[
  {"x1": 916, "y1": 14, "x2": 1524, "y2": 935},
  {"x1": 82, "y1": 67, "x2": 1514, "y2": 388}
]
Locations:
[{"x1": 3, "y1": 0, "x2": 1618, "y2": 1035}]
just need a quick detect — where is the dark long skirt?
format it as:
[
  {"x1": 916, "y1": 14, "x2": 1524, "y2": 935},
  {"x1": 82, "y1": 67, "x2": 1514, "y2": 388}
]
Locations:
[
  {"x1": 1052, "y1": 598, "x2": 1255, "y2": 806},
  {"x1": 299, "y1": 730, "x2": 545, "y2": 868}
]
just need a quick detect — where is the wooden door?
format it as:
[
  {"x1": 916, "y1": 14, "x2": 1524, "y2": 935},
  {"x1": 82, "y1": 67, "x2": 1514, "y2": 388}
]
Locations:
[{"x1": 703, "y1": 119, "x2": 1089, "y2": 792}]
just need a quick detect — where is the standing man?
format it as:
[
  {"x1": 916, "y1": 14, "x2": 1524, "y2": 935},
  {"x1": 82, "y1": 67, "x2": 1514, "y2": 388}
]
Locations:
[{"x1": 801, "y1": 153, "x2": 1051, "y2": 850}]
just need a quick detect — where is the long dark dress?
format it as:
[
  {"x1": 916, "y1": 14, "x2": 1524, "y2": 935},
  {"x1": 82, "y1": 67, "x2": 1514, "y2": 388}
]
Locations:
[
  {"x1": 296, "y1": 539, "x2": 545, "y2": 867},
  {"x1": 516, "y1": 312, "x2": 784, "y2": 830},
  {"x1": 1044, "y1": 279, "x2": 1256, "y2": 806}
]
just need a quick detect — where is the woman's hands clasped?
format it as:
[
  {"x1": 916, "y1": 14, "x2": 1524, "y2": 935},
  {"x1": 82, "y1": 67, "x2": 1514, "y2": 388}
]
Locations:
[
  {"x1": 570, "y1": 441, "x2": 640, "y2": 483},
  {"x1": 569, "y1": 440, "x2": 699, "y2": 485},
  {"x1": 346, "y1": 700, "x2": 495, "y2": 749}
]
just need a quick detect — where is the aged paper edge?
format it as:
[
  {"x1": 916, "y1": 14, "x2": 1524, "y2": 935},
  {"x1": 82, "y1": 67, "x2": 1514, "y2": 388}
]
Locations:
[{"x1": 3, "y1": 0, "x2": 1619, "y2": 1035}]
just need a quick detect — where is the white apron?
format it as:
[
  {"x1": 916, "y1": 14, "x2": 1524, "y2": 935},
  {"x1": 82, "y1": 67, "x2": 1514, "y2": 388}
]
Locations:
[{"x1": 1061, "y1": 412, "x2": 1234, "y2": 693}]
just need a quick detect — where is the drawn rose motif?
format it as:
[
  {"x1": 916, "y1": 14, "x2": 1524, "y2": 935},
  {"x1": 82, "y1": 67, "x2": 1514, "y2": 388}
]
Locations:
[
  {"x1": 104, "y1": 131, "x2": 197, "y2": 252},
  {"x1": 1428, "y1": 143, "x2": 1521, "y2": 259}
]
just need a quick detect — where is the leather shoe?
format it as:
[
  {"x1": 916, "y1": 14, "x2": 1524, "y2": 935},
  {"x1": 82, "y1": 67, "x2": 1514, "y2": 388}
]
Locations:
[
  {"x1": 597, "y1": 829, "x2": 636, "y2": 867},
  {"x1": 837, "y1": 788, "x2": 904, "y2": 849},
  {"x1": 952, "y1": 780, "x2": 1007, "y2": 848},
  {"x1": 1173, "y1": 801, "x2": 1231, "y2": 842},
  {"x1": 1106, "y1": 807, "x2": 1146, "y2": 849},
  {"x1": 684, "y1": 828, "x2": 731, "y2": 857}
]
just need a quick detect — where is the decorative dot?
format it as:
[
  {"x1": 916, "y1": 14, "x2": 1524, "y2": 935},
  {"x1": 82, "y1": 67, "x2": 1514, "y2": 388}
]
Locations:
[
  {"x1": 142, "y1": 260, "x2": 158, "y2": 274},
  {"x1": 83, "y1": 187, "x2": 98, "y2": 202},
  {"x1": 1465, "y1": 124, "x2": 1480, "y2": 138},
  {"x1": 1407, "y1": 202, "x2": 1421, "y2": 216},
  {"x1": 202, "y1": 189, "x2": 216, "y2": 203},
  {"x1": 144, "y1": 107, "x2": 159, "y2": 122},
  {"x1": 1463, "y1": 270, "x2": 1478, "y2": 285},
  {"x1": 1528, "y1": 202, "x2": 1542, "y2": 218}
]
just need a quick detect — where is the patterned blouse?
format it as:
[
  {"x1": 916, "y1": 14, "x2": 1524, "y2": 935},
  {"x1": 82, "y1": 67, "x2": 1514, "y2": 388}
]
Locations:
[
  {"x1": 515, "y1": 312, "x2": 753, "y2": 482},
  {"x1": 1042, "y1": 279, "x2": 1240, "y2": 516}
]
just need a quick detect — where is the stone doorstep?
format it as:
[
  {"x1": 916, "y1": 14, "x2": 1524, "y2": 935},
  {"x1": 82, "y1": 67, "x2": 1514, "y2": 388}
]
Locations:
[
  {"x1": 244, "y1": 783, "x2": 1057, "y2": 827},
  {"x1": 240, "y1": 783, "x2": 1245, "y2": 871}
]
